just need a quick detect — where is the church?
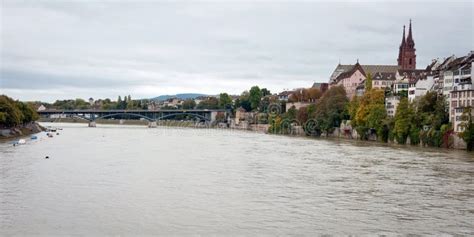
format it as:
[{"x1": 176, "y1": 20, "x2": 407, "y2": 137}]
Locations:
[{"x1": 328, "y1": 20, "x2": 426, "y2": 98}]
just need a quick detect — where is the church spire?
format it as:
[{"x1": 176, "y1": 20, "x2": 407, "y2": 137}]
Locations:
[
  {"x1": 401, "y1": 25, "x2": 406, "y2": 46},
  {"x1": 406, "y1": 19, "x2": 414, "y2": 46}
]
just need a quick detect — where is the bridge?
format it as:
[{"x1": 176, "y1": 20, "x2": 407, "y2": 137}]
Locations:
[{"x1": 38, "y1": 109, "x2": 229, "y2": 127}]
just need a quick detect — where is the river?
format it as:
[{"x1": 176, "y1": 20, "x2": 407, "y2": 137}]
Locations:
[{"x1": 1, "y1": 122, "x2": 473, "y2": 235}]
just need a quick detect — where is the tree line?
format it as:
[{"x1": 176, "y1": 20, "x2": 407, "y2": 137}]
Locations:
[{"x1": 0, "y1": 95, "x2": 39, "y2": 128}]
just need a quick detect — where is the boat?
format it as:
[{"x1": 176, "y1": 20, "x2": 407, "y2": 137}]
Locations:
[
  {"x1": 31, "y1": 135, "x2": 38, "y2": 140},
  {"x1": 46, "y1": 127, "x2": 57, "y2": 132},
  {"x1": 13, "y1": 139, "x2": 26, "y2": 146},
  {"x1": 47, "y1": 133, "x2": 54, "y2": 138}
]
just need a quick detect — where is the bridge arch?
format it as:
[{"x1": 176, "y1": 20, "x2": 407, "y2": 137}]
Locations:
[
  {"x1": 95, "y1": 113, "x2": 155, "y2": 121},
  {"x1": 158, "y1": 113, "x2": 210, "y2": 122}
]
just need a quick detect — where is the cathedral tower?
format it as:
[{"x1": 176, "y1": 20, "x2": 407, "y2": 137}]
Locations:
[{"x1": 397, "y1": 20, "x2": 416, "y2": 70}]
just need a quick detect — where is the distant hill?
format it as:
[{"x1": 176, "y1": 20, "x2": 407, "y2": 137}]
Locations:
[{"x1": 151, "y1": 93, "x2": 207, "y2": 101}]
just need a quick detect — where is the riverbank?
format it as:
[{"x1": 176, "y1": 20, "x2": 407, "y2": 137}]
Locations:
[
  {"x1": 230, "y1": 121, "x2": 471, "y2": 151},
  {"x1": 38, "y1": 119, "x2": 471, "y2": 151},
  {"x1": 0, "y1": 122, "x2": 46, "y2": 140}
]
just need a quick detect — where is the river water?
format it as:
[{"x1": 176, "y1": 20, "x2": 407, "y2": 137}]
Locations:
[{"x1": 1, "y1": 122, "x2": 473, "y2": 235}]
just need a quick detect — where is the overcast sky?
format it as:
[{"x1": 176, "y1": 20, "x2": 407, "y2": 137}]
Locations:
[{"x1": 1, "y1": 1, "x2": 472, "y2": 102}]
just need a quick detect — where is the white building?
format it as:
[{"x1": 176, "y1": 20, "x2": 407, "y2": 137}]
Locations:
[
  {"x1": 450, "y1": 88, "x2": 474, "y2": 133},
  {"x1": 443, "y1": 70, "x2": 455, "y2": 98},
  {"x1": 392, "y1": 77, "x2": 409, "y2": 95},
  {"x1": 385, "y1": 96, "x2": 400, "y2": 118},
  {"x1": 372, "y1": 72, "x2": 396, "y2": 90},
  {"x1": 408, "y1": 74, "x2": 435, "y2": 102},
  {"x1": 448, "y1": 59, "x2": 473, "y2": 133},
  {"x1": 277, "y1": 91, "x2": 294, "y2": 101},
  {"x1": 440, "y1": 53, "x2": 473, "y2": 98}
]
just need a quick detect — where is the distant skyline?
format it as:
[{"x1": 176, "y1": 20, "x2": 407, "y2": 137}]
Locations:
[{"x1": 1, "y1": 1, "x2": 472, "y2": 102}]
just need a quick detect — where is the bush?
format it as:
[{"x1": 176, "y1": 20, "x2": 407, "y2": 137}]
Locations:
[{"x1": 409, "y1": 127, "x2": 420, "y2": 145}]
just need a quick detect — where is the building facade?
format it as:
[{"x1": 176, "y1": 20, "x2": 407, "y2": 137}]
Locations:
[
  {"x1": 385, "y1": 96, "x2": 401, "y2": 118},
  {"x1": 450, "y1": 89, "x2": 474, "y2": 132}
]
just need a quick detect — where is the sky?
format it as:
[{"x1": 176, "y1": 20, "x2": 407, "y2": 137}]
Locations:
[{"x1": 1, "y1": 0, "x2": 472, "y2": 102}]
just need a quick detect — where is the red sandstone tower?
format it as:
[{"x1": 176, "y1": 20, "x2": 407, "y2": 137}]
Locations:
[{"x1": 397, "y1": 20, "x2": 416, "y2": 70}]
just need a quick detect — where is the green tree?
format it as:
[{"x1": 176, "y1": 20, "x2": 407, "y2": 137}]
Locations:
[
  {"x1": 0, "y1": 95, "x2": 39, "y2": 127},
  {"x1": 235, "y1": 91, "x2": 252, "y2": 112},
  {"x1": 17, "y1": 102, "x2": 39, "y2": 123},
  {"x1": 249, "y1": 86, "x2": 262, "y2": 111},
  {"x1": 74, "y1": 98, "x2": 90, "y2": 109},
  {"x1": 393, "y1": 97, "x2": 414, "y2": 144},
  {"x1": 197, "y1": 97, "x2": 219, "y2": 109},
  {"x1": 0, "y1": 95, "x2": 23, "y2": 127},
  {"x1": 218, "y1": 93, "x2": 233, "y2": 109},
  {"x1": 307, "y1": 104, "x2": 316, "y2": 118},
  {"x1": 416, "y1": 91, "x2": 448, "y2": 130},
  {"x1": 460, "y1": 107, "x2": 474, "y2": 151},
  {"x1": 182, "y1": 99, "x2": 196, "y2": 109},
  {"x1": 285, "y1": 106, "x2": 297, "y2": 120},
  {"x1": 261, "y1": 88, "x2": 271, "y2": 97},
  {"x1": 314, "y1": 85, "x2": 349, "y2": 136}
]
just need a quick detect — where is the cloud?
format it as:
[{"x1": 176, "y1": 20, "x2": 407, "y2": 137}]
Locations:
[{"x1": 0, "y1": 1, "x2": 472, "y2": 102}]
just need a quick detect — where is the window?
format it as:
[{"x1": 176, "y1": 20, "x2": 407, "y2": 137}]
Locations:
[{"x1": 409, "y1": 58, "x2": 412, "y2": 65}]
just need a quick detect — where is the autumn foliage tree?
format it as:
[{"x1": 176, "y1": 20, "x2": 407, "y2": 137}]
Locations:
[
  {"x1": 289, "y1": 88, "x2": 322, "y2": 103},
  {"x1": 352, "y1": 88, "x2": 386, "y2": 140}
]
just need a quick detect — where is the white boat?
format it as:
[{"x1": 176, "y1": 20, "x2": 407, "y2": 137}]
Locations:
[{"x1": 13, "y1": 139, "x2": 26, "y2": 146}]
